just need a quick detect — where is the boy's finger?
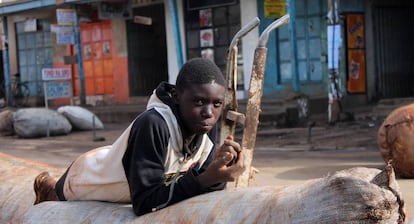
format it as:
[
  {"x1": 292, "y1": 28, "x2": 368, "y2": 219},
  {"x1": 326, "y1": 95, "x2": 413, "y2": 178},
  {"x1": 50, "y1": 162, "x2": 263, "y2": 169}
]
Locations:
[
  {"x1": 220, "y1": 152, "x2": 234, "y2": 165},
  {"x1": 223, "y1": 139, "x2": 241, "y2": 153},
  {"x1": 236, "y1": 151, "x2": 245, "y2": 166}
]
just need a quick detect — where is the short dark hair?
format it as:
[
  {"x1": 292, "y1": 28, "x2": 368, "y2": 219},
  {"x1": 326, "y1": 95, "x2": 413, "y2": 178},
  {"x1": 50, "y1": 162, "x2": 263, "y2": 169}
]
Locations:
[{"x1": 175, "y1": 58, "x2": 226, "y2": 91}]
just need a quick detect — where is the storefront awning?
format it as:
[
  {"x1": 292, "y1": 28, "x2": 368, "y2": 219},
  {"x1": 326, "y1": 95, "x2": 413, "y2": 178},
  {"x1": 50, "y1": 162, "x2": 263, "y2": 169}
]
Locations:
[{"x1": 0, "y1": 0, "x2": 90, "y2": 15}]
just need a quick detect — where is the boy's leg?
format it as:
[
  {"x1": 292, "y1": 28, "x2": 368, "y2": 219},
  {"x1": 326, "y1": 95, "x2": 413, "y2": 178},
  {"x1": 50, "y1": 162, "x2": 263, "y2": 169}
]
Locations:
[{"x1": 33, "y1": 171, "x2": 59, "y2": 205}]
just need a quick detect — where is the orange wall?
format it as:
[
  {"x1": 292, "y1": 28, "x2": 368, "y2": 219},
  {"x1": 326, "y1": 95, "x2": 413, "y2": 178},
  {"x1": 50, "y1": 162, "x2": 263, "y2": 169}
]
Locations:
[
  {"x1": 111, "y1": 19, "x2": 129, "y2": 104},
  {"x1": 50, "y1": 20, "x2": 129, "y2": 106},
  {"x1": 112, "y1": 56, "x2": 129, "y2": 103}
]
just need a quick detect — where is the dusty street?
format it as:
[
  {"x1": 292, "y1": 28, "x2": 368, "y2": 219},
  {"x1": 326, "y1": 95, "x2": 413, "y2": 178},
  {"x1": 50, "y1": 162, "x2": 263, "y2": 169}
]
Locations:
[{"x1": 1, "y1": 116, "x2": 413, "y2": 222}]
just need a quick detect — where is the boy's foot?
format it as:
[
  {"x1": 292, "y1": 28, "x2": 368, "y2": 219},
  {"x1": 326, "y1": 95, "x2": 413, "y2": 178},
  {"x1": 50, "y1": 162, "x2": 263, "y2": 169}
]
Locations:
[{"x1": 33, "y1": 171, "x2": 58, "y2": 205}]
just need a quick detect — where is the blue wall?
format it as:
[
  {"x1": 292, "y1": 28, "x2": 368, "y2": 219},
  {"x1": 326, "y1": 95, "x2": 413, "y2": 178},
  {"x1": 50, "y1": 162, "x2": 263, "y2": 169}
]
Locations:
[{"x1": 256, "y1": 0, "x2": 285, "y2": 95}]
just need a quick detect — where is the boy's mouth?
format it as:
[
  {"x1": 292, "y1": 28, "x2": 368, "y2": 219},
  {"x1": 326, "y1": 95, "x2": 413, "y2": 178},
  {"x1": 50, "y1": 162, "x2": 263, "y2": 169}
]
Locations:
[{"x1": 197, "y1": 122, "x2": 212, "y2": 132}]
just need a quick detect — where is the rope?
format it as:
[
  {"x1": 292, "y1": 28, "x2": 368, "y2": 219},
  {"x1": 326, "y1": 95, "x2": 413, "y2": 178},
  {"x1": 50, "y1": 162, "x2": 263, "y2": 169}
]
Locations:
[{"x1": 152, "y1": 153, "x2": 188, "y2": 212}]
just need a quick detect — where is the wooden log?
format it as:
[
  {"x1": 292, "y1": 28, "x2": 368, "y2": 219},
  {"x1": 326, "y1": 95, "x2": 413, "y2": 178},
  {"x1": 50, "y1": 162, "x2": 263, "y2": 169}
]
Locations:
[{"x1": 0, "y1": 153, "x2": 406, "y2": 223}]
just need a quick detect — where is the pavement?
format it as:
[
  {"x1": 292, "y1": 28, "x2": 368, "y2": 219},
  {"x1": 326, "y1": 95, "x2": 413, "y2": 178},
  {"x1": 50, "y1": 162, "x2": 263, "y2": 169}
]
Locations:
[{"x1": 1, "y1": 98, "x2": 414, "y2": 222}]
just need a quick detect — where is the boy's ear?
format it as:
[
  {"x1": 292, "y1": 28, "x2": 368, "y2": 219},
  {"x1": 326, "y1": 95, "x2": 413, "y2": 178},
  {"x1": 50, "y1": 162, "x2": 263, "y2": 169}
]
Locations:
[{"x1": 171, "y1": 88, "x2": 180, "y2": 103}]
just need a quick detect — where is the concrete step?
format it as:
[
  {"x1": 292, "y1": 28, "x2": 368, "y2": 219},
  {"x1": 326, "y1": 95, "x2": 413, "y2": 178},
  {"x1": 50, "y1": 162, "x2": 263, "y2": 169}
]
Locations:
[
  {"x1": 87, "y1": 104, "x2": 146, "y2": 123},
  {"x1": 372, "y1": 97, "x2": 414, "y2": 118},
  {"x1": 88, "y1": 98, "x2": 302, "y2": 127}
]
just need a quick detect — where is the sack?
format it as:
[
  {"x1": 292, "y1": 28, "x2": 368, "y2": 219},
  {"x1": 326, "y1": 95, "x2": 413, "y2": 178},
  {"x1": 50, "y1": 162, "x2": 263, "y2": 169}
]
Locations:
[
  {"x1": 57, "y1": 106, "x2": 104, "y2": 130},
  {"x1": 13, "y1": 108, "x2": 72, "y2": 138},
  {"x1": 378, "y1": 103, "x2": 414, "y2": 177},
  {"x1": 0, "y1": 109, "x2": 15, "y2": 136}
]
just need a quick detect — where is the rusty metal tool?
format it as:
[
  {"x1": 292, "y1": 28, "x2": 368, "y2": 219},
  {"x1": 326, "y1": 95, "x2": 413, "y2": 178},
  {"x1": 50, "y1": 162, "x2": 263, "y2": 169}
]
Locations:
[
  {"x1": 219, "y1": 17, "x2": 260, "y2": 148},
  {"x1": 235, "y1": 14, "x2": 290, "y2": 188}
]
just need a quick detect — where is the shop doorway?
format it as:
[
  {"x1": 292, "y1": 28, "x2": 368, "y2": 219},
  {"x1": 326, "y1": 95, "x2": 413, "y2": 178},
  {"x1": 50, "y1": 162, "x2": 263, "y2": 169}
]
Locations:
[
  {"x1": 373, "y1": 3, "x2": 414, "y2": 98},
  {"x1": 127, "y1": 3, "x2": 168, "y2": 96},
  {"x1": 74, "y1": 20, "x2": 114, "y2": 96}
]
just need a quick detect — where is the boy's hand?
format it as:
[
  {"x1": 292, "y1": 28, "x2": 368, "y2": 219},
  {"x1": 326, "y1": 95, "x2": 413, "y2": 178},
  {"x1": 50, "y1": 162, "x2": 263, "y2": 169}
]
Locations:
[
  {"x1": 215, "y1": 136, "x2": 240, "y2": 166},
  {"x1": 197, "y1": 136, "x2": 245, "y2": 188}
]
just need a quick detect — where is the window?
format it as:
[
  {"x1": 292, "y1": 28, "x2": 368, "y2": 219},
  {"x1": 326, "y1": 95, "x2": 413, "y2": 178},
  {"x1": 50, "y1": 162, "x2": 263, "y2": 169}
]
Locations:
[
  {"x1": 16, "y1": 19, "x2": 53, "y2": 96},
  {"x1": 278, "y1": 0, "x2": 323, "y2": 84},
  {"x1": 184, "y1": 2, "x2": 244, "y2": 88}
]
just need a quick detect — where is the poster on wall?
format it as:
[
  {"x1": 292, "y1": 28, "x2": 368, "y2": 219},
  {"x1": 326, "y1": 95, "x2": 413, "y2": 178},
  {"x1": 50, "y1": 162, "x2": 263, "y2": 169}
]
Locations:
[
  {"x1": 199, "y1": 9, "x2": 212, "y2": 27},
  {"x1": 327, "y1": 25, "x2": 342, "y2": 69},
  {"x1": 346, "y1": 14, "x2": 366, "y2": 93},
  {"x1": 83, "y1": 44, "x2": 92, "y2": 59},
  {"x1": 346, "y1": 14, "x2": 364, "y2": 49},
  {"x1": 200, "y1": 28, "x2": 214, "y2": 47},
  {"x1": 347, "y1": 49, "x2": 366, "y2": 93},
  {"x1": 201, "y1": 48, "x2": 214, "y2": 61},
  {"x1": 103, "y1": 41, "x2": 111, "y2": 56}
]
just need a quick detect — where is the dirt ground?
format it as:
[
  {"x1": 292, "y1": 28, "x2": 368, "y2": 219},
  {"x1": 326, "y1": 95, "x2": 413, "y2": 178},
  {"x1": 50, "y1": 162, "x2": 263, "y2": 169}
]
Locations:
[{"x1": 231, "y1": 110, "x2": 380, "y2": 151}]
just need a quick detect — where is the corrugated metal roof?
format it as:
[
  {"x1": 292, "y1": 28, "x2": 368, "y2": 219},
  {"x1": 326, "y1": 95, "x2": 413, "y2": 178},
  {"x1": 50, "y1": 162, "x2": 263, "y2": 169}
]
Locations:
[
  {"x1": 0, "y1": 0, "x2": 90, "y2": 15},
  {"x1": 0, "y1": 0, "x2": 55, "y2": 15}
]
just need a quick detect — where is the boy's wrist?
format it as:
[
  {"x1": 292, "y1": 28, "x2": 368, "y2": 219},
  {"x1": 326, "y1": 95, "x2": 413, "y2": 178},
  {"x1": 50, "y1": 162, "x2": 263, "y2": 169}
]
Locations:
[{"x1": 197, "y1": 172, "x2": 216, "y2": 189}]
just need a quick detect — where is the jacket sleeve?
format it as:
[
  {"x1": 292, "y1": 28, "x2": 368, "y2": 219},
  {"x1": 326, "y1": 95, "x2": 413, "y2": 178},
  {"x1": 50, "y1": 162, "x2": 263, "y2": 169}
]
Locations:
[{"x1": 122, "y1": 110, "x2": 224, "y2": 216}]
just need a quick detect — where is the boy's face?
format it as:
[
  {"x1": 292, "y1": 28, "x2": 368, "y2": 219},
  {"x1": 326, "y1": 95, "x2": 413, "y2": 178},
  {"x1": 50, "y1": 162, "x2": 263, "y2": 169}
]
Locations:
[{"x1": 175, "y1": 83, "x2": 225, "y2": 135}]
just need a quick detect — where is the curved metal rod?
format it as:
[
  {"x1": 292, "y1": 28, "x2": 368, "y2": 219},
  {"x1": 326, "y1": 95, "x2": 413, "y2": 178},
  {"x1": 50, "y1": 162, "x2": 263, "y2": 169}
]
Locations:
[
  {"x1": 258, "y1": 14, "x2": 290, "y2": 47},
  {"x1": 229, "y1": 17, "x2": 260, "y2": 52}
]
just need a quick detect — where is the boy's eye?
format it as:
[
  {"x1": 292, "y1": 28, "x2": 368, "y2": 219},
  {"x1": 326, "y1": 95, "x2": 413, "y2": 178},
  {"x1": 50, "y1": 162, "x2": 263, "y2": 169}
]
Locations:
[
  {"x1": 195, "y1": 100, "x2": 203, "y2": 106},
  {"x1": 214, "y1": 101, "x2": 223, "y2": 108}
]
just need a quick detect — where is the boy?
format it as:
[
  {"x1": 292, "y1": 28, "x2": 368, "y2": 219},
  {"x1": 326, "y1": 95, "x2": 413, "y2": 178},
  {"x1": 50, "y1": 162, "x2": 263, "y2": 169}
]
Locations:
[{"x1": 34, "y1": 58, "x2": 245, "y2": 216}]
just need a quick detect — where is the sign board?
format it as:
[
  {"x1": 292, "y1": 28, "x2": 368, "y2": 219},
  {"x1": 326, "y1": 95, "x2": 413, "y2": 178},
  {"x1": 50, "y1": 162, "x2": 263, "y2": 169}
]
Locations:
[
  {"x1": 42, "y1": 68, "x2": 73, "y2": 107},
  {"x1": 24, "y1": 19, "x2": 37, "y2": 32},
  {"x1": 134, "y1": 15, "x2": 152, "y2": 25},
  {"x1": 56, "y1": 30, "x2": 75, "y2": 45},
  {"x1": 45, "y1": 81, "x2": 72, "y2": 99},
  {"x1": 264, "y1": 0, "x2": 286, "y2": 19},
  {"x1": 63, "y1": 56, "x2": 77, "y2": 64},
  {"x1": 346, "y1": 14, "x2": 366, "y2": 93},
  {"x1": 51, "y1": 24, "x2": 75, "y2": 45},
  {"x1": 42, "y1": 68, "x2": 72, "y2": 81},
  {"x1": 98, "y1": 1, "x2": 132, "y2": 20},
  {"x1": 187, "y1": 0, "x2": 236, "y2": 10},
  {"x1": 56, "y1": 9, "x2": 76, "y2": 26},
  {"x1": 131, "y1": 0, "x2": 162, "y2": 8}
]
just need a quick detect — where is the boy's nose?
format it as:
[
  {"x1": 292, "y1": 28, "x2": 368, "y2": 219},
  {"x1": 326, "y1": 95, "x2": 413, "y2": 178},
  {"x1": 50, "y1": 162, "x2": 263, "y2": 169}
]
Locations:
[{"x1": 201, "y1": 105, "x2": 214, "y2": 118}]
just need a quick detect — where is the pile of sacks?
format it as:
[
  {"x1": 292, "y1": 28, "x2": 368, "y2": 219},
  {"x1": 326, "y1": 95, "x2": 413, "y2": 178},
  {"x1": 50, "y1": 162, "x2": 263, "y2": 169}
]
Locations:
[{"x1": 0, "y1": 106, "x2": 104, "y2": 138}]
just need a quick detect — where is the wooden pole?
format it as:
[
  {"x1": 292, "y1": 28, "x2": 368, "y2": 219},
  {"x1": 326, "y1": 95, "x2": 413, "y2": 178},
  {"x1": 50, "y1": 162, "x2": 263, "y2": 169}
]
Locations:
[{"x1": 235, "y1": 15, "x2": 290, "y2": 188}]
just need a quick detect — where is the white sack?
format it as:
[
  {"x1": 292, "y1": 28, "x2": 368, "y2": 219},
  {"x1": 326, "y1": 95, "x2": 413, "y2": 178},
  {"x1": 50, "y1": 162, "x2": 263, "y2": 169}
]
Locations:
[
  {"x1": 0, "y1": 152, "x2": 405, "y2": 224},
  {"x1": 23, "y1": 166, "x2": 405, "y2": 224},
  {"x1": 0, "y1": 109, "x2": 14, "y2": 136},
  {"x1": 13, "y1": 108, "x2": 72, "y2": 138},
  {"x1": 57, "y1": 105, "x2": 104, "y2": 130}
]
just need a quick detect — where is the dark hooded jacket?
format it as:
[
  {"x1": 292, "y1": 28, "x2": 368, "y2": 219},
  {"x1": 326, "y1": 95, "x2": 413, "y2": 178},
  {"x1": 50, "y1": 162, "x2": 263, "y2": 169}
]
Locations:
[{"x1": 122, "y1": 82, "x2": 225, "y2": 216}]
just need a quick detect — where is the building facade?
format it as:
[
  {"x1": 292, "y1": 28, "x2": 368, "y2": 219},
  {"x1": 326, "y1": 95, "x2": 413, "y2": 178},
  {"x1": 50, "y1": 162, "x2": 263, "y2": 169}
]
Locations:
[{"x1": 0, "y1": 0, "x2": 413, "y2": 114}]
